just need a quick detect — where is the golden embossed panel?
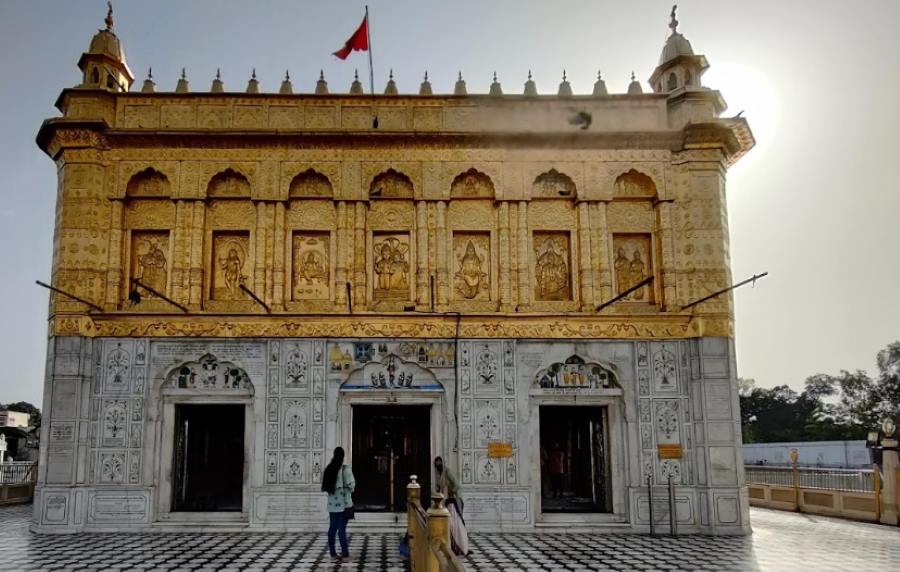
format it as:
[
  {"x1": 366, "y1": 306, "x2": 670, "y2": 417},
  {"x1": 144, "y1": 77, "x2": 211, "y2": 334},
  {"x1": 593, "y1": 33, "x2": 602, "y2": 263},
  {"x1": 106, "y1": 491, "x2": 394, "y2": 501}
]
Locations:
[
  {"x1": 289, "y1": 170, "x2": 333, "y2": 197},
  {"x1": 372, "y1": 232, "x2": 411, "y2": 301},
  {"x1": 612, "y1": 234, "x2": 653, "y2": 302},
  {"x1": 292, "y1": 232, "x2": 330, "y2": 301},
  {"x1": 234, "y1": 105, "x2": 266, "y2": 128},
  {"x1": 130, "y1": 231, "x2": 169, "y2": 297},
  {"x1": 533, "y1": 232, "x2": 571, "y2": 301},
  {"x1": 125, "y1": 168, "x2": 170, "y2": 197},
  {"x1": 453, "y1": 232, "x2": 491, "y2": 301},
  {"x1": 614, "y1": 170, "x2": 657, "y2": 198},
  {"x1": 212, "y1": 231, "x2": 251, "y2": 301},
  {"x1": 451, "y1": 169, "x2": 494, "y2": 198},
  {"x1": 268, "y1": 105, "x2": 304, "y2": 129},
  {"x1": 532, "y1": 169, "x2": 575, "y2": 198}
]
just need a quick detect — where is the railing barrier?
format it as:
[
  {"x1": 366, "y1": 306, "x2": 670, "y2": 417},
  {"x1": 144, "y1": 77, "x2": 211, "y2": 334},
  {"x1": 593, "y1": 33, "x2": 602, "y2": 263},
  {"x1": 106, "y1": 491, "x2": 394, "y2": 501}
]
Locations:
[
  {"x1": 407, "y1": 475, "x2": 467, "y2": 572},
  {"x1": 0, "y1": 461, "x2": 37, "y2": 505}
]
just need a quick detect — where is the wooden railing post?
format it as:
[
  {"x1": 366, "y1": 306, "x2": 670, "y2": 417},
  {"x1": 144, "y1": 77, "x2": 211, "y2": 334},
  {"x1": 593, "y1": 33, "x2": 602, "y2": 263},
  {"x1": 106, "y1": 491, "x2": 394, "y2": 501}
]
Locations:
[{"x1": 426, "y1": 492, "x2": 450, "y2": 572}]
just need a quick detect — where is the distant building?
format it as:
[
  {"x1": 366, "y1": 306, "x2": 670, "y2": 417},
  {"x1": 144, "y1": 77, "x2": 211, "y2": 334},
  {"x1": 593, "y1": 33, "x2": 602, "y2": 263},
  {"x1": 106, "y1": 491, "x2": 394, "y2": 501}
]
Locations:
[
  {"x1": 743, "y1": 441, "x2": 871, "y2": 469},
  {"x1": 0, "y1": 410, "x2": 31, "y2": 428}
]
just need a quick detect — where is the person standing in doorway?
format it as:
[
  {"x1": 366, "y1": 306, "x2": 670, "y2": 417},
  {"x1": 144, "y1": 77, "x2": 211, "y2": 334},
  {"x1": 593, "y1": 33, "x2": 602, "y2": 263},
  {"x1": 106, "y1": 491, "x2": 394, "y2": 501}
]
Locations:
[
  {"x1": 322, "y1": 446, "x2": 355, "y2": 562},
  {"x1": 435, "y1": 456, "x2": 469, "y2": 555},
  {"x1": 549, "y1": 442, "x2": 565, "y2": 498}
]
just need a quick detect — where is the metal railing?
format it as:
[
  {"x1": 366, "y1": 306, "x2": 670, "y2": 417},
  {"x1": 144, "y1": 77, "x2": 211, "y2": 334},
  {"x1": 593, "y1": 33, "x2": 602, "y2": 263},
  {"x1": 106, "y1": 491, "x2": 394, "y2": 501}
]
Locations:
[
  {"x1": 0, "y1": 461, "x2": 37, "y2": 485},
  {"x1": 745, "y1": 465, "x2": 876, "y2": 493}
]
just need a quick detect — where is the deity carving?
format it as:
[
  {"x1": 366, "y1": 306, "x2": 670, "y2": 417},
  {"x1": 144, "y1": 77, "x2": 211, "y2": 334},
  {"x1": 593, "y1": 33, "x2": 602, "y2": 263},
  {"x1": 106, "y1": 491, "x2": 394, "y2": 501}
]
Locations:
[
  {"x1": 533, "y1": 169, "x2": 576, "y2": 198},
  {"x1": 453, "y1": 233, "x2": 490, "y2": 300},
  {"x1": 450, "y1": 169, "x2": 494, "y2": 198},
  {"x1": 292, "y1": 233, "x2": 330, "y2": 300},
  {"x1": 131, "y1": 231, "x2": 168, "y2": 296},
  {"x1": 289, "y1": 170, "x2": 333, "y2": 197},
  {"x1": 213, "y1": 233, "x2": 250, "y2": 300},
  {"x1": 535, "y1": 355, "x2": 619, "y2": 389},
  {"x1": 613, "y1": 234, "x2": 653, "y2": 302},
  {"x1": 165, "y1": 354, "x2": 251, "y2": 390},
  {"x1": 373, "y1": 234, "x2": 410, "y2": 300},
  {"x1": 369, "y1": 169, "x2": 414, "y2": 198},
  {"x1": 533, "y1": 232, "x2": 570, "y2": 301},
  {"x1": 613, "y1": 170, "x2": 656, "y2": 198}
]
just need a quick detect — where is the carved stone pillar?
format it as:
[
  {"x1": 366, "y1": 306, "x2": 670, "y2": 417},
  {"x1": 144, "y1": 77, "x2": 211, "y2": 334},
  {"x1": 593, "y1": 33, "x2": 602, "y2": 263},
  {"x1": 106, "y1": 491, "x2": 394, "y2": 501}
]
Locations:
[
  {"x1": 498, "y1": 201, "x2": 511, "y2": 309},
  {"x1": 353, "y1": 202, "x2": 367, "y2": 310},
  {"x1": 435, "y1": 201, "x2": 449, "y2": 307},
  {"x1": 105, "y1": 200, "x2": 124, "y2": 308},
  {"x1": 517, "y1": 200, "x2": 530, "y2": 310},
  {"x1": 334, "y1": 201, "x2": 347, "y2": 308},
  {"x1": 253, "y1": 202, "x2": 267, "y2": 297},
  {"x1": 416, "y1": 201, "x2": 429, "y2": 307},
  {"x1": 263, "y1": 202, "x2": 275, "y2": 303},
  {"x1": 655, "y1": 201, "x2": 677, "y2": 309},
  {"x1": 188, "y1": 200, "x2": 205, "y2": 307},
  {"x1": 508, "y1": 202, "x2": 519, "y2": 309},
  {"x1": 272, "y1": 202, "x2": 285, "y2": 307},
  {"x1": 591, "y1": 201, "x2": 613, "y2": 303},
  {"x1": 171, "y1": 199, "x2": 190, "y2": 303},
  {"x1": 577, "y1": 202, "x2": 594, "y2": 311}
]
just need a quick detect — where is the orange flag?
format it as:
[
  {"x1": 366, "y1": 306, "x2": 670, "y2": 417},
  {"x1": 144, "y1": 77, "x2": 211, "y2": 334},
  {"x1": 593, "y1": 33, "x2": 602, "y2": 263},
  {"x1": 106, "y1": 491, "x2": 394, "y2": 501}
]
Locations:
[{"x1": 333, "y1": 15, "x2": 369, "y2": 60}]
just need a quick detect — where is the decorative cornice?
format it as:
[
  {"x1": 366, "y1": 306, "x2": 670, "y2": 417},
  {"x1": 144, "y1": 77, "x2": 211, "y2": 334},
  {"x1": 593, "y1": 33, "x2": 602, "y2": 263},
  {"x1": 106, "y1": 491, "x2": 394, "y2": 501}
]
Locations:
[{"x1": 49, "y1": 313, "x2": 733, "y2": 339}]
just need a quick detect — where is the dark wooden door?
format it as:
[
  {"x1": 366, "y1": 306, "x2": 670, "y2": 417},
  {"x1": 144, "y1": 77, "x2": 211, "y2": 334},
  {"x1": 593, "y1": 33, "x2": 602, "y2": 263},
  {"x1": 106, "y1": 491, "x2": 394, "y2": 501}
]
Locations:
[
  {"x1": 351, "y1": 405, "x2": 431, "y2": 511},
  {"x1": 172, "y1": 404, "x2": 245, "y2": 512}
]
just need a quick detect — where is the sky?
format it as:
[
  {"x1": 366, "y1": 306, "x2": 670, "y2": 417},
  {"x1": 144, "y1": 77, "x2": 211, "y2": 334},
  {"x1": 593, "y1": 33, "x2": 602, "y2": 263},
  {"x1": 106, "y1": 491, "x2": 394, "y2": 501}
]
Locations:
[{"x1": 0, "y1": 0, "x2": 898, "y2": 405}]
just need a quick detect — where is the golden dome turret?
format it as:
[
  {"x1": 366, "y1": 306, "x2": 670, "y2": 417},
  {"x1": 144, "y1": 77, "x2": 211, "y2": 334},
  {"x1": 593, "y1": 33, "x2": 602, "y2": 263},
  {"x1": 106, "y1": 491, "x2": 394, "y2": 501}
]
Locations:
[{"x1": 77, "y1": 2, "x2": 133, "y2": 91}]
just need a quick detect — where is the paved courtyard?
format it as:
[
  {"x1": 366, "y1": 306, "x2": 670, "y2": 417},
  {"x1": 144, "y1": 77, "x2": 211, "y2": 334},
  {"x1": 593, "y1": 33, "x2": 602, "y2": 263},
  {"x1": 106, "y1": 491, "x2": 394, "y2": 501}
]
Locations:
[{"x1": 2, "y1": 503, "x2": 899, "y2": 571}]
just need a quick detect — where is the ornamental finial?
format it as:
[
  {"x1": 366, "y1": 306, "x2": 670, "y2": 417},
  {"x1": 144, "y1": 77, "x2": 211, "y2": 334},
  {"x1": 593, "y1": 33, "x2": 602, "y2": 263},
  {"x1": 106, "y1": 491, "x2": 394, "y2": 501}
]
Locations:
[
  {"x1": 105, "y1": 1, "x2": 114, "y2": 31},
  {"x1": 669, "y1": 4, "x2": 679, "y2": 34}
]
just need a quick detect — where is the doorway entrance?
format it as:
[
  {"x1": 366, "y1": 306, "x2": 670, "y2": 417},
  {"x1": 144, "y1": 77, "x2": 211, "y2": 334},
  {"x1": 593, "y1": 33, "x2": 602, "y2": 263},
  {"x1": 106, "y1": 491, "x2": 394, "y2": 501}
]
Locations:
[
  {"x1": 171, "y1": 404, "x2": 244, "y2": 512},
  {"x1": 539, "y1": 405, "x2": 611, "y2": 513},
  {"x1": 351, "y1": 405, "x2": 431, "y2": 512}
]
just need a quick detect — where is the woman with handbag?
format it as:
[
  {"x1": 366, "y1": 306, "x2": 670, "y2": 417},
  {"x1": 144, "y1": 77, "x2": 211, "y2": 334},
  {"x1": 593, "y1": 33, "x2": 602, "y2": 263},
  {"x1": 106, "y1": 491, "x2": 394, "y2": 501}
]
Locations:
[{"x1": 321, "y1": 446, "x2": 356, "y2": 561}]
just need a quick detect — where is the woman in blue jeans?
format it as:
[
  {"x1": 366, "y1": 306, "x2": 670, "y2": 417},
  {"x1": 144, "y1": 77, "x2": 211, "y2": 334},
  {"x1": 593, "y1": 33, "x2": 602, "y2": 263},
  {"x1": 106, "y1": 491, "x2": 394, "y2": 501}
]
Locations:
[{"x1": 321, "y1": 446, "x2": 355, "y2": 561}]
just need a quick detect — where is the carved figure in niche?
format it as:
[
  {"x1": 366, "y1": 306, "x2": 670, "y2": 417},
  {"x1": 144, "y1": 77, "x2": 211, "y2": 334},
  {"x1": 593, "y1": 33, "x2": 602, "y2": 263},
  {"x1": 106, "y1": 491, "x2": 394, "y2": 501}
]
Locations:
[
  {"x1": 535, "y1": 356, "x2": 619, "y2": 389},
  {"x1": 166, "y1": 354, "x2": 251, "y2": 390},
  {"x1": 208, "y1": 169, "x2": 250, "y2": 197},
  {"x1": 369, "y1": 169, "x2": 413, "y2": 198},
  {"x1": 613, "y1": 235, "x2": 653, "y2": 301},
  {"x1": 373, "y1": 235, "x2": 410, "y2": 299},
  {"x1": 533, "y1": 169, "x2": 575, "y2": 198},
  {"x1": 292, "y1": 233, "x2": 330, "y2": 300},
  {"x1": 136, "y1": 237, "x2": 167, "y2": 294},
  {"x1": 213, "y1": 233, "x2": 250, "y2": 300},
  {"x1": 450, "y1": 169, "x2": 494, "y2": 198},
  {"x1": 454, "y1": 238, "x2": 489, "y2": 300},
  {"x1": 613, "y1": 170, "x2": 656, "y2": 198},
  {"x1": 534, "y1": 234, "x2": 570, "y2": 300},
  {"x1": 289, "y1": 170, "x2": 332, "y2": 197}
]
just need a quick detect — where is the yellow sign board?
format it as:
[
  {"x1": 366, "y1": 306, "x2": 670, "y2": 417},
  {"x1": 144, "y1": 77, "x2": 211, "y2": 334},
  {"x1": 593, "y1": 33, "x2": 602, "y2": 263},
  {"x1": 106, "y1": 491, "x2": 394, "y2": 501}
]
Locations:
[
  {"x1": 657, "y1": 444, "x2": 683, "y2": 460},
  {"x1": 488, "y1": 442, "x2": 514, "y2": 458}
]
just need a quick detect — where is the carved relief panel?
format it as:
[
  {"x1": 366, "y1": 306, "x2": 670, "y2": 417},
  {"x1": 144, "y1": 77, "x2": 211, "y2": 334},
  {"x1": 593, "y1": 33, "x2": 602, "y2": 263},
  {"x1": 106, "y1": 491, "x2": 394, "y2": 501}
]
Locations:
[
  {"x1": 450, "y1": 169, "x2": 495, "y2": 199},
  {"x1": 292, "y1": 232, "x2": 331, "y2": 300},
  {"x1": 532, "y1": 169, "x2": 576, "y2": 199},
  {"x1": 372, "y1": 232, "x2": 411, "y2": 300},
  {"x1": 212, "y1": 231, "x2": 251, "y2": 300},
  {"x1": 532, "y1": 232, "x2": 571, "y2": 301},
  {"x1": 130, "y1": 231, "x2": 169, "y2": 297},
  {"x1": 612, "y1": 234, "x2": 653, "y2": 302},
  {"x1": 453, "y1": 232, "x2": 491, "y2": 301}
]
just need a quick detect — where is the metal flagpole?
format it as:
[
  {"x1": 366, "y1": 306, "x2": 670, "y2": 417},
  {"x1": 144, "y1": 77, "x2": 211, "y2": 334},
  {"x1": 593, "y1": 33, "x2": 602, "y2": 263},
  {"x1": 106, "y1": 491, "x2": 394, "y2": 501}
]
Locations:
[{"x1": 366, "y1": 5, "x2": 378, "y2": 127}]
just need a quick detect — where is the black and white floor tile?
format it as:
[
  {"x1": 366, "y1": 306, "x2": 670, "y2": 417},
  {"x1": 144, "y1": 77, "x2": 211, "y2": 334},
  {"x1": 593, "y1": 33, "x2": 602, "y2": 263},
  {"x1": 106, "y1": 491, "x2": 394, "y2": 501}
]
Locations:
[{"x1": 3, "y1": 503, "x2": 899, "y2": 571}]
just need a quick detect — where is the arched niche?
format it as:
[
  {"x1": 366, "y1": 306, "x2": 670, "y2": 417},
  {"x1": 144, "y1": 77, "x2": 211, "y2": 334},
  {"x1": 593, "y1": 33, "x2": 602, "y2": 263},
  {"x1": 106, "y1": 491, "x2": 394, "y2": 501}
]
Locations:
[
  {"x1": 369, "y1": 169, "x2": 414, "y2": 199},
  {"x1": 126, "y1": 168, "x2": 171, "y2": 198},
  {"x1": 340, "y1": 353, "x2": 443, "y2": 391},
  {"x1": 289, "y1": 169, "x2": 333, "y2": 198},
  {"x1": 613, "y1": 169, "x2": 657, "y2": 199},
  {"x1": 532, "y1": 169, "x2": 576, "y2": 199},
  {"x1": 667, "y1": 72, "x2": 678, "y2": 91},
  {"x1": 534, "y1": 355, "x2": 620, "y2": 390},
  {"x1": 163, "y1": 353, "x2": 254, "y2": 393},
  {"x1": 208, "y1": 168, "x2": 251, "y2": 198},
  {"x1": 450, "y1": 168, "x2": 495, "y2": 199}
]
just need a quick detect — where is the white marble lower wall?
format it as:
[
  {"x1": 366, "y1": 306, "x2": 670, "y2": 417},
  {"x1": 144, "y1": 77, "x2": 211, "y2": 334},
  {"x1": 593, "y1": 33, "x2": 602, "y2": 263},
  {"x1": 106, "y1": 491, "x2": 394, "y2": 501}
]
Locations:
[{"x1": 33, "y1": 335, "x2": 749, "y2": 534}]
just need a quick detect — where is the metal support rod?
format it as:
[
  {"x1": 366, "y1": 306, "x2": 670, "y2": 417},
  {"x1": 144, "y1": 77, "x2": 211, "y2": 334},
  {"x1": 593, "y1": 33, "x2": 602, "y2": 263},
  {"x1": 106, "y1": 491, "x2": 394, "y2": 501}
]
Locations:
[
  {"x1": 35, "y1": 280, "x2": 103, "y2": 312},
  {"x1": 346, "y1": 282, "x2": 353, "y2": 313},
  {"x1": 430, "y1": 275, "x2": 435, "y2": 312},
  {"x1": 668, "y1": 475, "x2": 677, "y2": 537},
  {"x1": 130, "y1": 278, "x2": 189, "y2": 313},
  {"x1": 647, "y1": 474, "x2": 655, "y2": 537},
  {"x1": 596, "y1": 276, "x2": 654, "y2": 311},
  {"x1": 239, "y1": 283, "x2": 270, "y2": 313},
  {"x1": 681, "y1": 272, "x2": 769, "y2": 310}
]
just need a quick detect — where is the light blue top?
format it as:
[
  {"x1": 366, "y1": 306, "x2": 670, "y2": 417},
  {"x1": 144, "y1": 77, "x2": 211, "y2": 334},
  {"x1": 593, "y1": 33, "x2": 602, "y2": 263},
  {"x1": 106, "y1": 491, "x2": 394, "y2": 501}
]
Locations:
[{"x1": 326, "y1": 465, "x2": 356, "y2": 513}]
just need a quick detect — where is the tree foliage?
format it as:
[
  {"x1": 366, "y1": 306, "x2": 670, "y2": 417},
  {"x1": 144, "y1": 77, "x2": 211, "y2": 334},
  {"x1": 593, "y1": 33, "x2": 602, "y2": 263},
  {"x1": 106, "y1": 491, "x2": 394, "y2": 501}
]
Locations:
[{"x1": 740, "y1": 342, "x2": 900, "y2": 443}]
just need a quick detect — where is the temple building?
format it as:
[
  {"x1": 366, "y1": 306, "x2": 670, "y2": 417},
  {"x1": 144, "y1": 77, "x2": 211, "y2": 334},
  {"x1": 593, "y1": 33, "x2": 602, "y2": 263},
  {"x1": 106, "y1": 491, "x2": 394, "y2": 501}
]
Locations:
[{"x1": 33, "y1": 6, "x2": 754, "y2": 534}]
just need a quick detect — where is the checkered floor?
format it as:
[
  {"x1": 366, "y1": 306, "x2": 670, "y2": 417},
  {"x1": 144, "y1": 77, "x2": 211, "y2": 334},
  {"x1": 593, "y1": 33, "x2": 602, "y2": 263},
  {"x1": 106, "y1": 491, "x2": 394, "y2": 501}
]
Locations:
[{"x1": 3, "y1": 503, "x2": 900, "y2": 571}]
